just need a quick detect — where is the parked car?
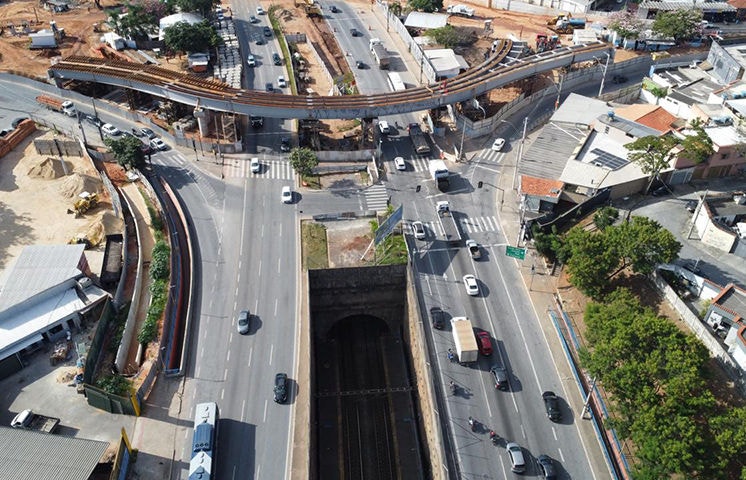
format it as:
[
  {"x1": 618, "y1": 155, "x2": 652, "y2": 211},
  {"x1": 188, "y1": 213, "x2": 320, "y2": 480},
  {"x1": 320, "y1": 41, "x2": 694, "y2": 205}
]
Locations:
[
  {"x1": 101, "y1": 123, "x2": 121, "y2": 137},
  {"x1": 330, "y1": 5, "x2": 339, "y2": 12},
  {"x1": 247, "y1": 55, "x2": 256, "y2": 67},
  {"x1": 281, "y1": 186, "x2": 293, "y2": 203},
  {"x1": 542, "y1": 391, "x2": 562, "y2": 421},
  {"x1": 149, "y1": 138, "x2": 168, "y2": 151},
  {"x1": 412, "y1": 221, "x2": 426, "y2": 240},
  {"x1": 490, "y1": 365, "x2": 509, "y2": 390},
  {"x1": 249, "y1": 15, "x2": 258, "y2": 23},
  {"x1": 256, "y1": 38, "x2": 265, "y2": 45},
  {"x1": 685, "y1": 199, "x2": 698, "y2": 212},
  {"x1": 273, "y1": 373, "x2": 288, "y2": 403},
  {"x1": 356, "y1": 60, "x2": 366, "y2": 69},
  {"x1": 277, "y1": 76, "x2": 287, "y2": 88},
  {"x1": 138, "y1": 127, "x2": 156, "y2": 139},
  {"x1": 492, "y1": 137, "x2": 506, "y2": 151},
  {"x1": 394, "y1": 156, "x2": 406, "y2": 171},
  {"x1": 256, "y1": 6, "x2": 265, "y2": 15},
  {"x1": 475, "y1": 331, "x2": 493, "y2": 356},
  {"x1": 263, "y1": 26, "x2": 272, "y2": 37},
  {"x1": 280, "y1": 137, "x2": 291, "y2": 152},
  {"x1": 462, "y1": 274, "x2": 479, "y2": 296},
  {"x1": 272, "y1": 52, "x2": 282, "y2": 65},
  {"x1": 429, "y1": 306, "x2": 445, "y2": 329},
  {"x1": 265, "y1": 82, "x2": 273, "y2": 92},
  {"x1": 506, "y1": 442, "x2": 526, "y2": 473},
  {"x1": 237, "y1": 310, "x2": 250, "y2": 335},
  {"x1": 651, "y1": 184, "x2": 672, "y2": 197}
]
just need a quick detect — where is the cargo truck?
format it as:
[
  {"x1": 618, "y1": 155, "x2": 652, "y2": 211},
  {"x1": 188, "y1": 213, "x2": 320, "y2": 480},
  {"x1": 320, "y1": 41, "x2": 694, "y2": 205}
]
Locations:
[
  {"x1": 428, "y1": 159, "x2": 450, "y2": 192},
  {"x1": 466, "y1": 239, "x2": 482, "y2": 259},
  {"x1": 446, "y1": 4, "x2": 475, "y2": 16},
  {"x1": 10, "y1": 409, "x2": 60, "y2": 433},
  {"x1": 408, "y1": 122, "x2": 431, "y2": 155},
  {"x1": 369, "y1": 38, "x2": 391, "y2": 69},
  {"x1": 436, "y1": 201, "x2": 462, "y2": 245},
  {"x1": 36, "y1": 95, "x2": 77, "y2": 117},
  {"x1": 451, "y1": 317, "x2": 478, "y2": 364}
]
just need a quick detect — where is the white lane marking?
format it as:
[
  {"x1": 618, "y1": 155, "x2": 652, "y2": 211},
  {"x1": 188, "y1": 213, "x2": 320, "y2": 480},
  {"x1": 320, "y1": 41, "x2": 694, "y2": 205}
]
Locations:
[
  {"x1": 258, "y1": 259, "x2": 262, "y2": 277},
  {"x1": 241, "y1": 399, "x2": 246, "y2": 422},
  {"x1": 221, "y1": 388, "x2": 225, "y2": 400},
  {"x1": 277, "y1": 256, "x2": 281, "y2": 273},
  {"x1": 274, "y1": 298, "x2": 279, "y2": 316},
  {"x1": 224, "y1": 368, "x2": 228, "y2": 381},
  {"x1": 269, "y1": 344, "x2": 274, "y2": 365},
  {"x1": 263, "y1": 400, "x2": 268, "y2": 422},
  {"x1": 558, "y1": 447, "x2": 565, "y2": 462},
  {"x1": 226, "y1": 349, "x2": 230, "y2": 363},
  {"x1": 248, "y1": 347, "x2": 253, "y2": 368}
]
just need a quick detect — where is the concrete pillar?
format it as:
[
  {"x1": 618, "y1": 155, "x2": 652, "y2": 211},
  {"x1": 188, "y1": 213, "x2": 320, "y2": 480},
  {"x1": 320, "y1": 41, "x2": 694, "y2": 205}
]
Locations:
[{"x1": 193, "y1": 107, "x2": 210, "y2": 137}]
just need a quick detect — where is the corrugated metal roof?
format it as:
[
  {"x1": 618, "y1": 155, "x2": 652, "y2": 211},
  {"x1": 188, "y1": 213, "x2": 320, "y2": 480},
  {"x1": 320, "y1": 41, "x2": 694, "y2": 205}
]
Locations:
[
  {"x1": 0, "y1": 245, "x2": 84, "y2": 312},
  {"x1": 639, "y1": 0, "x2": 736, "y2": 11},
  {"x1": 0, "y1": 426, "x2": 108, "y2": 480},
  {"x1": 520, "y1": 122, "x2": 586, "y2": 181},
  {"x1": 404, "y1": 12, "x2": 449, "y2": 29}
]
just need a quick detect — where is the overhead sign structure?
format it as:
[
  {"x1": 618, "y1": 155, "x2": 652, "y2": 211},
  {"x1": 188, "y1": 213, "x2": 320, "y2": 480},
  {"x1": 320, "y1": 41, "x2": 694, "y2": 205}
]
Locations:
[
  {"x1": 374, "y1": 205, "x2": 403, "y2": 246},
  {"x1": 505, "y1": 245, "x2": 526, "y2": 260}
]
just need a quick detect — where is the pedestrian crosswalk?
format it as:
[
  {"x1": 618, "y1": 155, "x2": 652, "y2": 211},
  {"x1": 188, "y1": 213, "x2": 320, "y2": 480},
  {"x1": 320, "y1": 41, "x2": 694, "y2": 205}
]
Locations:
[
  {"x1": 389, "y1": 149, "x2": 504, "y2": 174},
  {"x1": 406, "y1": 215, "x2": 500, "y2": 236},
  {"x1": 224, "y1": 158, "x2": 296, "y2": 180},
  {"x1": 363, "y1": 184, "x2": 389, "y2": 212},
  {"x1": 472, "y1": 149, "x2": 504, "y2": 163}
]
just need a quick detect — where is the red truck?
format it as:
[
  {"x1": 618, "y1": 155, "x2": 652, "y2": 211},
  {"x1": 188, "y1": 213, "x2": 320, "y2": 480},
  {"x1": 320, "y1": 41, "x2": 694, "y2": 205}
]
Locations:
[{"x1": 36, "y1": 95, "x2": 77, "y2": 117}]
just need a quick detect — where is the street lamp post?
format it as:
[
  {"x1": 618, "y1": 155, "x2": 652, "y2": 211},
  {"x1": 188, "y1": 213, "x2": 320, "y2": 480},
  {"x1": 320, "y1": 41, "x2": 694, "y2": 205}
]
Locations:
[
  {"x1": 458, "y1": 115, "x2": 467, "y2": 161},
  {"x1": 512, "y1": 116, "x2": 528, "y2": 191},
  {"x1": 597, "y1": 52, "x2": 611, "y2": 98}
]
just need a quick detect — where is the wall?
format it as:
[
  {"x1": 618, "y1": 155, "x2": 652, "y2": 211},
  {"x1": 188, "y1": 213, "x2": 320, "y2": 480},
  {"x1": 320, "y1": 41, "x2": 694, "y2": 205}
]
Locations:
[{"x1": 701, "y1": 217, "x2": 737, "y2": 252}]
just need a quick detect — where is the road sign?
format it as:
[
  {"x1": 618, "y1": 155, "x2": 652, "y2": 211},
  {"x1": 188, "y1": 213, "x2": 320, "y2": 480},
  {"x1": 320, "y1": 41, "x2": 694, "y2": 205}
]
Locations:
[
  {"x1": 505, "y1": 245, "x2": 526, "y2": 260},
  {"x1": 374, "y1": 205, "x2": 403, "y2": 246}
]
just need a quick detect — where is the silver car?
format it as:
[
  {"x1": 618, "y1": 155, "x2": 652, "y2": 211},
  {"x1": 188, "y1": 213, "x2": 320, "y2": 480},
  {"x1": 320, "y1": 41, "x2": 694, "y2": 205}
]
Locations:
[
  {"x1": 237, "y1": 310, "x2": 250, "y2": 335},
  {"x1": 506, "y1": 442, "x2": 526, "y2": 473}
]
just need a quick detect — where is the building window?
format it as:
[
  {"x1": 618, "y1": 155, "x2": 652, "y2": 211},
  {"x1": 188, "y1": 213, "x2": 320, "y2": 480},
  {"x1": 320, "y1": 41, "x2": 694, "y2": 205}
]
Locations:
[
  {"x1": 721, "y1": 153, "x2": 728, "y2": 160},
  {"x1": 604, "y1": 126, "x2": 610, "y2": 134}
]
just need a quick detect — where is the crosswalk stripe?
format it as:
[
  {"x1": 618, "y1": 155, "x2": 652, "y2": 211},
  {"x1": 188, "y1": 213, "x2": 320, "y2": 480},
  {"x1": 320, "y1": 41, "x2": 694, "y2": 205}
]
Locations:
[
  {"x1": 363, "y1": 184, "x2": 389, "y2": 211},
  {"x1": 224, "y1": 159, "x2": 296, "y2": 180}
]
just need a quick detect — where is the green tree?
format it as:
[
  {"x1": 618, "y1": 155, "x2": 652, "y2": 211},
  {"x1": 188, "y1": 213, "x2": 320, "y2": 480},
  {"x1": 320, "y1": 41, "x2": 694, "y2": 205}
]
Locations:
[
  {"x1": 652, "y1": 8, "x2": 702, "y2": 43},
  {"x1": 625, "y1": 134, "x2": 679, "y2": 193},
  {"x1": 389, "y1": 1, "x2": 403, "y2": 16},
  {"x1": 593, "y1": 206, "x2": 619, "y2": 231},
  {"x1": 606, "y1": 216, "x2": 681, "y2": 277},
  {"x1": 174, "y1": 0, "x2": 217, "y2": 16},
  {"x1": 163, "y1": 20, "x2": 222, "y2": 54},
  {"x1": 607, "y1": 11, "x2": 645, "y2": 41},
  {"x1": 680, "y1": 118, "x2": 714, "y2": 164},
  {"x1": 289, "y1": 147, "x2": 319, "y2": 176},
  {"x1": 562, "y1": 227, "x2": 618, "y2": 298},
  {"x1": 110, "y1": 0, "x2": 170, "y2": 40},
  {"x1": 711, "y1": 408, "x2": 746, "y2": 477},
  {"x1": 105, "y1": 135, "x2": 145, "y2": 170},
  {"x1": 408, "y1": 0, "x2": 443, "y2": 13},
  {"x1": 427, "y1": 25, "x2": 468, "y2": 48}
]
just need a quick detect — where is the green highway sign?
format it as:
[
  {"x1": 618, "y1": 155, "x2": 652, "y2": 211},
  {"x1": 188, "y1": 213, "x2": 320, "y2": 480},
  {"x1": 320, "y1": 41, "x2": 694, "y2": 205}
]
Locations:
[{"x1": 505, "y1": 246, "x2": 526, "y2": 260}]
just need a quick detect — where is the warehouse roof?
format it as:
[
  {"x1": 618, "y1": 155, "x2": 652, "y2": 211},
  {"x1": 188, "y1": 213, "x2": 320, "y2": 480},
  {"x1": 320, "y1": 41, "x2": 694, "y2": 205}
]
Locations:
[
  {"x1": 0, "y1": 426, "x2": 109, "y2": 480},
  {"x1": 639, "y1": 0, "x2": 736, "y2": 11}
]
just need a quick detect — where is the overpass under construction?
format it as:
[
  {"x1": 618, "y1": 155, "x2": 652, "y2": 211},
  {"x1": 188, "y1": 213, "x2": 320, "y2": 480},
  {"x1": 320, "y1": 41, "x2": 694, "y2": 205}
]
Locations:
[{"x1": 47, "y1": 41, "x2": 613, "y2": 120}]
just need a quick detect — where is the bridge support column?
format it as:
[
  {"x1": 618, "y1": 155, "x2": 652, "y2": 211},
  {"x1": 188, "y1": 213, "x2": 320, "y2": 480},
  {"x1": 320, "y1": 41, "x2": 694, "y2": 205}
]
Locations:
[{"x1": 193, "y1": 107, "x2": 210, "y2": 137}]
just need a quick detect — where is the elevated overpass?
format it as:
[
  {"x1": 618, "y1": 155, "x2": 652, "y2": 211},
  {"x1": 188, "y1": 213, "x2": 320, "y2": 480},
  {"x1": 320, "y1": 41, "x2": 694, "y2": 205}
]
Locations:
[{"x1": 48, "y1": 41, "x2": 613, "y2": 120}]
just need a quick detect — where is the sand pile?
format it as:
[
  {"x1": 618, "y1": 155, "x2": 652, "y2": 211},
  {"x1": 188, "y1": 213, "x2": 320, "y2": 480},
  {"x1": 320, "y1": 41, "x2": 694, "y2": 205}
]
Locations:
[
  {"x1": 27, "y1": 157, "x2": 69, "y2": 180},
  {"x1": 59, "y1": 172, "x2": 102, "y2": 198},
  {"x1": 73, "y1": 211, "x2": 123, "y2": 248}
]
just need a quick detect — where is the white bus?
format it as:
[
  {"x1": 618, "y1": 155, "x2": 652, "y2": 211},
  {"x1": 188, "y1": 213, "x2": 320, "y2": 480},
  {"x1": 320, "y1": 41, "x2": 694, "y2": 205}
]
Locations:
[{"x1": 387, "y1": 72, "x2": 406, "y2": 92}]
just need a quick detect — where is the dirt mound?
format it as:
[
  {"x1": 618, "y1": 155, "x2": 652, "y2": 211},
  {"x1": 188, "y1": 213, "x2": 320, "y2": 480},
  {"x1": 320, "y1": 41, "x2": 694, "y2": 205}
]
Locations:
[
  {"x1": 58, "y1": 172, "x2": 101, "y2": 198},
  {"x1": 84, "y1": 211, "x2": 121, "y2": 246},
  {"x1": 27, "y1": 157, "x2": 69, "y2": 179}
]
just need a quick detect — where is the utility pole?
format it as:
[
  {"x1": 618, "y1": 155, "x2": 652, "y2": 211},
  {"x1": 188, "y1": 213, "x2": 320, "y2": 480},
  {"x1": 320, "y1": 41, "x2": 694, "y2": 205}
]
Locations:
[
  {"x1": 598, "y1": 52, "x2": 610, "y2": 97},
  {"x1": 458, "y1": 114, "x2": 467, "y2": 161},
  {"x1": 512, "y1": 116, "x2": 528, "y2": 190},
  {"x1": 687, "y1": 190, "x2": 708, "y2": 239}
]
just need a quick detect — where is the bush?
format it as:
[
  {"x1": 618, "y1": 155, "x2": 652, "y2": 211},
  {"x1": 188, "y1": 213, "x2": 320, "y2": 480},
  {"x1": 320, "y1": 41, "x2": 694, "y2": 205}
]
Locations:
[
  {"x1": 150, "y1": 240, "x2": 170, "y2": 280},
  {"x1": 97, "y1": 374, "x2": 131, "y2": 397}
]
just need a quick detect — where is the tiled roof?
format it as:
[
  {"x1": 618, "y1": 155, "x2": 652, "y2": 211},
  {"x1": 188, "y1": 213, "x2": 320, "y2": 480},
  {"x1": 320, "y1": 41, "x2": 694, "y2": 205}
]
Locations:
[
  {"x1": 636, "y1": 107, "x2": 679, "y2": 133},
  {"x1": 520, "y1": 176, "x2": 564, "y2": 197}
]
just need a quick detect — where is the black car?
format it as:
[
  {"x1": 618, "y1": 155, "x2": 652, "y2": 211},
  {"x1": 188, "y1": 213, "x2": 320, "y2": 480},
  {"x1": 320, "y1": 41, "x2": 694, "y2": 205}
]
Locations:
[
  {"x1": 490, "y1": 365, "x2": 509, "y2": 391},
  {"x1": 263, "y1": 26, "x2": 272, "y2": 37},
  {"x1": 265, "y1": 82, "x2": 273, "y2": 92},
  {"x1": 274, "y1": 373, "x2": 288, "y2": 403},
  {"x1": 350, "y1": 28, "x2": 360, "y2": 37},
  {"x1": 429, "y1": 307, "x2": 445, "y2": 329},
  {"x1": 280, "y1": 137, "x2": 291, "y2": 152},
  {"x1": 85, "y1": 114, "x2": 104, "y2": 128},
  {"x1": 356, "y1": 60, "x2": 366, "y2": 69},
  {"x1": 272, "y1": 53, "x2": 282, "y2": 65},
  {"x1": 250, "y1": 115, "x2": 264, "y2": 129},
  {"x1": 542, "y1": 391, "x2": 561, "y2": 422},
  {"x1": 651, "y1": 185, "x2": 672, "y2": 197},
  {"x1": 537, "y1": 455, "x2": 557, "y2": 480},
  {"x1": 256, "y1": 38, "x2": 265, "y2": 45},
  {"x1": 685, "y1": 199, "x2": 698, "y2": 212},
  {"x1": 330, "y1": 5, "x2": 339, "y2": 12},
  {"x1": 612, "y1": 75, "x2": 628, "y2": 84}
]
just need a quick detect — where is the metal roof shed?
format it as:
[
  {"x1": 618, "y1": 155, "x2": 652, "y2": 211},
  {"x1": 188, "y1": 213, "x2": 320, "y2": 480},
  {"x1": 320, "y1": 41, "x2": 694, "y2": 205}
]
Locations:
[
  {"x1": 404, "y1": 12, "x2": 448, "y2": 29},
  {"x1": 0, "y1": 426, "x2": 109, "y2": 480}
]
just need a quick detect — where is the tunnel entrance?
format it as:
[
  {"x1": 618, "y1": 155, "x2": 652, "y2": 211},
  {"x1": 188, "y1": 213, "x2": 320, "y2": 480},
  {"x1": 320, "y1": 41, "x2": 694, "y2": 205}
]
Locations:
[{"x1": 309, "y1": 266, "x2": 427, "y2": 480}]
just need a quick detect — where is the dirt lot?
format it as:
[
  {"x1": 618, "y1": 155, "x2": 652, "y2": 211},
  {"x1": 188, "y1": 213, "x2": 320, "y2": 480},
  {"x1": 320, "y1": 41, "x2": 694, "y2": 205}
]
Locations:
[{"x1": 0, "y1": 130, "x2": 121, "y2": 279}]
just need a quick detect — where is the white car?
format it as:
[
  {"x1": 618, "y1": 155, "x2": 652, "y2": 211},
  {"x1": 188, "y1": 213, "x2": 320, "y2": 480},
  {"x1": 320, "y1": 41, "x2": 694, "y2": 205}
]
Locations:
[
  {"x1": 492, "y1": 137, "x2": 506, "y2": 151},
  {"x1": 379, "y1": 120, "x2": 390, "y2": 134},
  {"x1": 250, "y1": 157, "x2": 261, "y2": 173},
  {"x1": 394, "y1": 157, "x2": 406, "y2": 171},
  {"x1": 149, "y1": 138, "x2": 167, "y2": 151},
  {"x1": 278, "y1": 76, "x2": 287, "y2": 88},
  {"x1": 256, "y1": 6, "x2": 265, "y2": 14},
  {"x1": 412, "y1": 221, "x2": 426, "y2": 240},
  {"x1": 247, "y1": 55, "x2": 256, "y2": 67},
  {"x1": 281, "y1": 186, "x2": 293, "y2": 203},
  {"x1": 101, "y1": 123, "x2": 121, "y2": 136},
  {"x1": 463, "y1": 274, "x2": 479, "y2": 296}
]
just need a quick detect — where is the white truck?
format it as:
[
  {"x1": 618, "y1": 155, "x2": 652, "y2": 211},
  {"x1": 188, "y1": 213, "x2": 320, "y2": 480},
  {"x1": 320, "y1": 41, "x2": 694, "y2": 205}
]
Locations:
[
  {"x1": 447, "y1": 4, "x2": 475, "y2": 16},
  {"x1": 428, "y1": 159, "x2": 450, "y2": 192},
  {"x1": 10, "y1": 409, "x2": 60, "y2": 433},
  {"x1": 369, "y1": 38, "x2": 391, "y2": 69},
  {"x1": 36, "y1": 95, "x2": 77, "y2": 117},
  {"x1": 451, "y1": 317, "x2": 478, "y2": 364}
]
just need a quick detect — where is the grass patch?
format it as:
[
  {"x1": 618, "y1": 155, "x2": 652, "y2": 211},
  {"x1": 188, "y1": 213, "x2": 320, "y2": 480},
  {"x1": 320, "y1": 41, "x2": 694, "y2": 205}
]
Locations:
[
  {"x1": 301, "y1": 174, "x2": 322, "y2": 189},
  {"x1": 301, "y1": 221, "x2": 328, "y2": 269},
  {"x1": 359, "y1": 171, "x2": 370, "y2": 184},
  {"x1": 370, "y1": 213, "x2": 408, "y2": 265}
]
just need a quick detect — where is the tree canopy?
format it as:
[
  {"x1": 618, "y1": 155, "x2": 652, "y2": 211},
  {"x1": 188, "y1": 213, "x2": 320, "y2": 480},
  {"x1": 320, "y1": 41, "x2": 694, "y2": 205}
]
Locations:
[
  {"x1": 163, "y1": 20, "x2": 221, "y2": 54},
  {"x1": 580, "y1": 288, "x2": 745, "y2": 478},
  {"x1": 105, "y1": 135, "x2": 145, "y2": 170},
  {"x1": 111, "y1": 0, "x2": 171, "y2": 40},
  {"x1": 625, "y1": 134, "x2": 679, "y2": 192},
  {"x1": 652, "y1": 8, "x2": 702, "y2": 42},
  {"x1": 680, "y1": 119, "x2": 715, "y2": 164},
  {"x1": 427, "y1": 25, "x2": 473, "y2": 48},
  {"x1": 607, "y1": 11, "x2": 645, "y2": 40},
  {"x1": 174, "y1": 0, "x2": 218, "y2": 17},
  {"x1": 408, "y1": 0, "x2": 443, "y2": 13},
  {"x1": 288, "y1": 147, "x2": 319, "y2": 177}
]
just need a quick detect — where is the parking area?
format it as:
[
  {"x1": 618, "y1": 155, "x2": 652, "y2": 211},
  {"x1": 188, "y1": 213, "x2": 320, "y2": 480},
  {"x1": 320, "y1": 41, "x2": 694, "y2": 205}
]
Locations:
[
  {"x1": 616, "y1": 177, "x2": 746, "y2": 288},
  {"x1": 0, "y1": 325, "x2": 135, "y2": 448}
]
